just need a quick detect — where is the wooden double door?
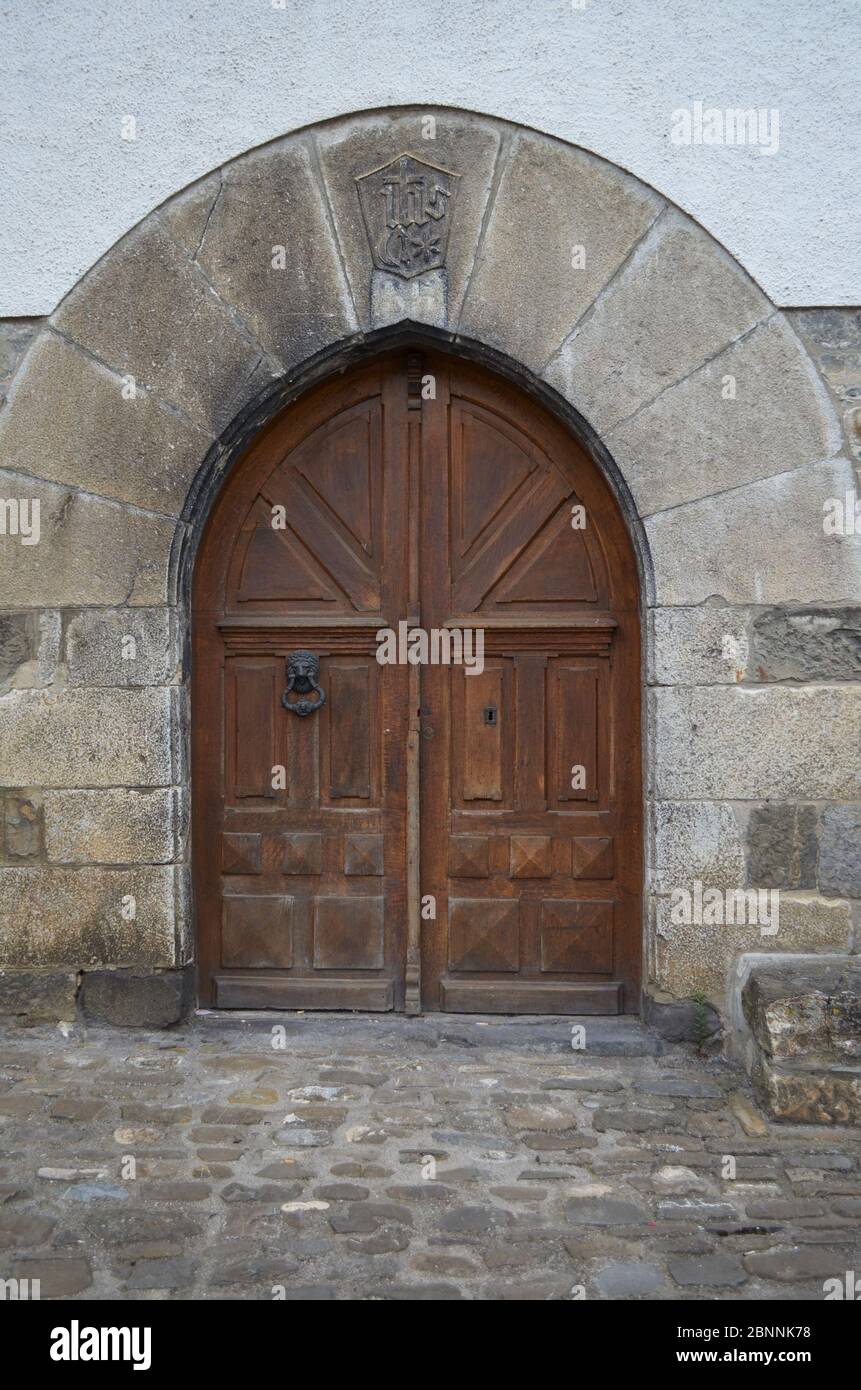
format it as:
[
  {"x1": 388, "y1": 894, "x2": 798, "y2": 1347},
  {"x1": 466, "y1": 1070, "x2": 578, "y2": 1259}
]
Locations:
[{"x1": 193, "y1": 351, "x2": 641, "y2": 1013}]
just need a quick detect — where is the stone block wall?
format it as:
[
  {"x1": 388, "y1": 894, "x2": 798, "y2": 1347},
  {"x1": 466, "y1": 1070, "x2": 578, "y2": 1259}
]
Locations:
[{"x1": 0, "y1": 109, "x2": 858, "y2": 1031}]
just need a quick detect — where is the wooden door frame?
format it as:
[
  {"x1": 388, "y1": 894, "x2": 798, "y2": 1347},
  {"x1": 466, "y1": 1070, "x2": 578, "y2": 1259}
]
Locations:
[{"x1": 188, "y1": 335, "x2": 647, "y2": 1015}]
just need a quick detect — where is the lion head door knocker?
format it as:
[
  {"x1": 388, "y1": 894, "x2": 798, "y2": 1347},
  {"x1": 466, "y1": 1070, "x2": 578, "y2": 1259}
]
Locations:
[{"x1": 282, "y1": 650, "x2": 326, "y2": 717}]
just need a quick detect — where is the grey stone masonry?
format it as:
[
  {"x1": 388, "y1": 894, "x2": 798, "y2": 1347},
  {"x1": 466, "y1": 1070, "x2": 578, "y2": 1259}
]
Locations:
[{"x1": 0, "y1": 109, "x2": 858, "y2": 1038}]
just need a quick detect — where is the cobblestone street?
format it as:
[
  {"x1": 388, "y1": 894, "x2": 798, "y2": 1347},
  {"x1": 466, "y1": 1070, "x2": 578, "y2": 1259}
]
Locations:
[{"x1": 0, "y1": 1014, "x2": 859, "y2": 1302}]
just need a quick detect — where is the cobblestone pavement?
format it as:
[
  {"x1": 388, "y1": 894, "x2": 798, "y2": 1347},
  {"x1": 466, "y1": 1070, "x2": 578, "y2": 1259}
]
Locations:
[{"x1": 0, "y1": 1014, "x2": 859, "y2": 1301}]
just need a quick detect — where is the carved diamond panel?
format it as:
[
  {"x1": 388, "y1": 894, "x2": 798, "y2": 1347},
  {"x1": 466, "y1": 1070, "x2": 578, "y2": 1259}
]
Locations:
[
  {"x1": 572, "y1": 836, "x2": 615, "y2": 879},
  {"x1": 539, "y1": 900, "x2": 614, "y2": 974},
  {"x1": 344, "y1": 834, "x2": 384, "y2": 876},
  {"x1": 448, "y1": 899, "x2": 520, "y2": 972},
  {"x1": 510, "y1": 835, "x2": 552, "y2": 878},
  {"x1": 447, "y1": 836, "x2": 490, "y2": 878},
  {"x1": 222, "y1": 895, "x2": 293, "y2": 968},
  {"x1": 313, "y1": 896, "x2": 385, "y2": 970},
  {"x1": 282, "y1": 833, "x2": 323, "y2": 875},
  {"x1": 222, "y1": 833, "x2": 261, "y2": 875}
]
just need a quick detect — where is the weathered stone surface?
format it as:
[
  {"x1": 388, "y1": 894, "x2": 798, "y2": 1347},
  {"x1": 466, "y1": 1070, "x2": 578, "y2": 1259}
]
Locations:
[
  {"x1": 592, "y1": 1261, "x2": 667, "y2": 1297},
  {"x1": 0, "y1": 866, "x2": 177, "y2": 967},
  {"x1": 43, "y1": 788, "x2": 181, "y2": 865},
  {"x1": 0, "y1": 612, "x2": 37, "y2": 689},
  {"x1": 564, "y1": 1196, "x2": 648, "y2": 1225},
  {"x1": 52, "y1": 218, "x2": 269, "y2": 433},
  {"x1": 159, "y1": 173, "x2": 222, "y2": 257},
  {"x1": 65, "y1": 608, "x2": 177, "y2": 688},
  {"x1": 642, "y1": 993, "x2": 722, "y2": 1044},
  {"x1": 0, "y1": 688, "x2": 174, "y2": 787},
  {"x1": 0, "y1": 969, "x2": 77, "y2": 1021},
  {"x1": 727, "y1": 1091, "x2": 769, "y2": 1137},
  {"x1": 461, "y1": 132, "x2": 661, "y2": 370},
  {"x1": 652, "y1": 685, "x2": 861, "y2": 800},
  {"x1": 608, "y1": 316, "x2": 839, "y2": 515},
  {"x1": 544, "y1": 211, "x2": 768, "y2": 435},
  {"x1": 745, "y1": 804, "x2": 819, "y2": 890},
  {"x1": 790, "y1": 309, "x2": 861, "y2": 428},
  {"x1": 124, "y1": 1256, "x2": 194, "y2": 1290},
  {"x1": 645, "y1": 458, "x2": 861, "y2": 605},
  {"x1": 505, "y1": 1104, "x2": 576, "y2": 1133},
  {"x1": 0, "y1": 1013, "x2": 858, "y2": 1298},
  {"x1": 195, "y1": 137, "x2": 357, "y2": 366},
  {"x1": 742, "y1": 959, "x2": 861, "y2": 1060},
  {"x1": 668, "y1": 1254, "x2": 747, "y2": 1287},
  {"x1": 0, "y1": 332, "x2": 210, "y2": 514},
  {"x1": 819, "y1": 806, "x2": 861, "y2": 897},
  {"x1": 0, "y1": 319, "x2": 40, "y2": 402},
  {"x1": 0, "y1": 473, "x2": 174, "y2": 607},
  {"x1": 655, "y1": 898, "x2": 852, "y2": 998},
  {"x1": 654, "y1": 801, "x2": 745, "y2": 893},
  {"x1": 4, "y1": 793, "x2": 43, "y2": 860},
  {"x1": 751, "y1": 607, "x2": 861, "y2": 681},
  {"x1": 12, "y1": 1256, "x2": 92, "y2": 1296},
  {"x1": 80, "y1": 968, "x2": 192, "y2": 1027},
  {"x1": 743, "y1": 1244, "x2": 846, "y2": 1280},
  {"x1": 316, "y1": 110, "x2": 502, "y2": 331},
  {"x1": 650, "y1": 606, "x2": 749, "y2": 686}
]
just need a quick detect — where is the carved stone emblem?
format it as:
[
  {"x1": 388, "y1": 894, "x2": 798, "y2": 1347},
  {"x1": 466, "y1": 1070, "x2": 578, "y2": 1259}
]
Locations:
[{"x1": 356, "y1": 154, "x2": 459, "y2": 279}]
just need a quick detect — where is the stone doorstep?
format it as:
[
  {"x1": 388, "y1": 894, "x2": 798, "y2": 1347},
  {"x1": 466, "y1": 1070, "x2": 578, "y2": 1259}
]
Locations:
[{"x1": 194, "y1": 1010, "x2": 665, "y2": 1057}]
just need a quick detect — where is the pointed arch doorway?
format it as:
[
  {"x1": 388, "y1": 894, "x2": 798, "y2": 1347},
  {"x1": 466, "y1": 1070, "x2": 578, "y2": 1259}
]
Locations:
[{"x1": 192, "y1": 348, "x2": 642, "y2": 1014}]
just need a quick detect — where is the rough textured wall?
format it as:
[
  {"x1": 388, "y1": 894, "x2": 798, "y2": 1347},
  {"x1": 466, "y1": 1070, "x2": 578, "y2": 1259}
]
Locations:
[{"x1": 2, "y1": 0, "x2": 860, "y2": 312}]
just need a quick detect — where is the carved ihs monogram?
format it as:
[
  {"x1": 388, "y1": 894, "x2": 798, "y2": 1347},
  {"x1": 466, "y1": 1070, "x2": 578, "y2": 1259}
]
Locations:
[{"x1": 356, "y1": 154, "x2": 459, "y2": 279}]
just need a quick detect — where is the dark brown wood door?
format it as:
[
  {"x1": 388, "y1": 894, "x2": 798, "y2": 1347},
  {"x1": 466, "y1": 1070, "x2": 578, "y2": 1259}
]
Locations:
[{"x1": 193, "y1": 351, "x2": 641, "y2": 1013}]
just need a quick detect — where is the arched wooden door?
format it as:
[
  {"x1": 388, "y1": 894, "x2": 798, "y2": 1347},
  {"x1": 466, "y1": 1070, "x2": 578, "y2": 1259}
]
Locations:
[{"x1": 192, "y1": 350, "x2": 642, "y2": 1013}]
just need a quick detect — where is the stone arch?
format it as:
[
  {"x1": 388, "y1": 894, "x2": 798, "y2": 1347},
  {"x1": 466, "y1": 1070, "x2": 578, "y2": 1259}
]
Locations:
[{"x1": 0, "y1": 107, "x2": 858, "y2": 1028}]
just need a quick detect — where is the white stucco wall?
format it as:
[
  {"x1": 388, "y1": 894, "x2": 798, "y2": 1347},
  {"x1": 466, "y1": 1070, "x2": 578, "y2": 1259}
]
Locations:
[{"x1": 1, "y1": 0, "x2": 859, "y2": 317}]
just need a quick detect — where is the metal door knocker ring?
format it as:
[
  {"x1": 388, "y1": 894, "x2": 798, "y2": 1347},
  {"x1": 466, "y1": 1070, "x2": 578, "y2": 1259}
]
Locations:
[{"x1": 282, "y1": 650, "x2": 326, "y2": 717}]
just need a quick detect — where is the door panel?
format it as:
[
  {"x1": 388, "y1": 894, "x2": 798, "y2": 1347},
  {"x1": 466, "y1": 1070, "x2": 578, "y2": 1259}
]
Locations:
[
  {"x1": 194, "y1": 360, "x2": 409, "y2": 1011},
  {"x1": 193, "y1": 350, "x2": 641, "y2": 1013},
  {"x1": 419, "y1": 356, "x2": 641, "y2": 1015}
]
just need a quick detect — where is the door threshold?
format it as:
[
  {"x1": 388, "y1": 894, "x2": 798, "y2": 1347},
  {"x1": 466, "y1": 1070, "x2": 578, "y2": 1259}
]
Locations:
[{"x1": 193, "y1": 1009, "x2": 660, "y2": 1056}]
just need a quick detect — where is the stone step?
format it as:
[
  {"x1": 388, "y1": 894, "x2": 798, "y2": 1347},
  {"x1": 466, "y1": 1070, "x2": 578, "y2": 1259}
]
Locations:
[
  {"x1": 195, "y1": 1010, "x2": 665, "y2": 1057},
  {"x1": 740, "y1": 956, "x2": 861, "y2": 1125}
]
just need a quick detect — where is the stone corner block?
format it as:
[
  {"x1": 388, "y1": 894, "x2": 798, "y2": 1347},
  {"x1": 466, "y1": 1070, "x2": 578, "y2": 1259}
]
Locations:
[
  {"x1": 197, "y1": 134, "x2": 358, "y2": 367},
  {"x1": 608, "y1": 315, "x2": 841, "y2": 517},
  {"x1": 43, "y1": 787, "x2": 180, "y2": 865},
  {"x1": 0, "y1": 866, "x2": 177, "y2": 968},
  {"x1": 0, "y1": 473, "x2": 174, "y2": 608},
  {"x1": 0, "y1": 330, "x2": 210, "y2": 515},
  {"x1": 65, "y1": 608, "x2": 178, "y2": 688},
  {"x1": 642, "y1": 990, "x2": 722, "y2": 1045},
  {"x1": 544, "y1": 209, "x2": 770, "y2": 437},
  {"x1": 649, "y1": 607, "x2": 750, "y2": 687},
  {"x1": 52, "y1": 216, "x2": 270, "y2": 433},
  {"x1": 79, "y1": 966, "x2": 193, "y2": 1028},
  {"x1": 463, "y1": 131, "x2": 662, "y2": 373},
  {"x1": 0, "y1": 969, "x2": 78, "y2": 1023},
  {"x1": 741, "y1": 955, "x2": 861, "y2": 1062},
  {"x1": 0, "y1": 687, "x2": 175, "y2": 788},
  {"x1": 645, "y1": 458, "x2": 861, "y2": 606},
  {"x1": 653, "y1": 685, "x2": 861, "y2": 800}
]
